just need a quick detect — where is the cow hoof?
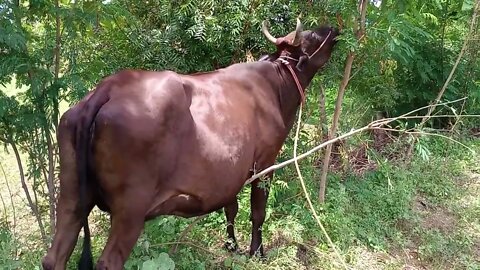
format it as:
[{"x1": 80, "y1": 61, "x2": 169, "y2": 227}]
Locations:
[
  {"x1": 224, "y1": 238, "x2": 238, "y2": 252},
  {"x1": 249, "y1": 248, "x2": 265, "y2": 259},
  {"x1": 41, "y1": 256, "x2": 54, "y2": 270}
]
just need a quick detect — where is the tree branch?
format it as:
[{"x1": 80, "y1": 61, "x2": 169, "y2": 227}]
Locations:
[
  {"x1": 421, "y1": 0, "x2": 480, "y2": 125},
  {"x1": 8, "y1": 138, "x2": 48, "y2": 246},
  {"x1": 244, "y1": 98, "x2": 468, "y2": 185}
]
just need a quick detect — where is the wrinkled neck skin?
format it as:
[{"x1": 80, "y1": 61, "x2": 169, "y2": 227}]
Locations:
[
  {"x1": 271, "y1": 58, "x2": 325, "y2": 130},
  {"x1": 251, "y1": 59, "x2": 321, "y2": 131},
  {"x1": 258, "y1": 46, "x2": 331, "y2": 125}
]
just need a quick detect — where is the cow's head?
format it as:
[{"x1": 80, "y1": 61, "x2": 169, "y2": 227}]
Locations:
[{"x1": 262, "y1": 18, "x2": 339, "y2": 72}]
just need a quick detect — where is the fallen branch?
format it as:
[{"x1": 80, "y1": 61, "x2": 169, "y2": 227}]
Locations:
[
  {"x1": 293, "y1": 105, "x2": 348, "y2": 269},
  {"x1": 372, "y1": 127, "x2": 475, "y2": 153},
  {"x1": 169, "y1": 215, "x2": 207, "y2": 254},
  {"x1": 244, "y1": 97, "x2": 469, "y2": 185}
]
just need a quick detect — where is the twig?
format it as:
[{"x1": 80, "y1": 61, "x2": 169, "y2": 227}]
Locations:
[
  {"x1": 244, "y1": 124, "x2": 371, "y2": 185},
  {"x1": 371, "y1": 127, "x2": 475, "y2": 153},
  {"x1": 245, "y1": 98, "x2": 468, "y2": 185},
  {"x1": 386, "y1": 114, "x2": 479, "y2": 120},
  {"x1": 169, "y1": 215, "x2": 207, "y2": 254},
  {"x1": 293, "y1": 104, "x2": 349, "y2": 269}
]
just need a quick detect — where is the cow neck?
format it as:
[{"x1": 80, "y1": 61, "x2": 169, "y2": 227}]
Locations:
[
  {"x1": 276, "y1": 54, "x2": 306, "y2": 104},
  {"x1": 274, "y1": 29, "x2": 333, "y2": 106}
]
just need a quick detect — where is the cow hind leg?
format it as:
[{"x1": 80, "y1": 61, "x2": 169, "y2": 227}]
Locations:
[
  {"x1": 43, "y1": 112, "x2": 94, "y2": 270},
  {"x1": 42, "y1": 194, "x2": 93, "y2": 270},
  {"x1": 95, "y1": 188, "x2": 150, "y2": 270},
  {"x1": 224, "y1": 198, "x2": 239, "y2": 252},
  {"x1": 249, "y1": 176, "x2": 270, "y2": 257}
]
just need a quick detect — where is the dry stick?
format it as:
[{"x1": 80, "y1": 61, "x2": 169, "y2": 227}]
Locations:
[
  {"x1": 318, "y1": 0, "x2": 368, "y2": 203},
  {"x1": 0, "y1": 161, "x2": 15, "y2": 237},
  {"x1": 372, "y1": 127, "x2": 475, "y2": 153},
  {"x1": 421, "y1": 0, "x2": 480, "y2": 125},
  {"x1": 8, "y1": 139, "x2": 48, "y2": 245},
  {"x1": 169, "y1": 215, "x2": 207, "y2": 254},
  {"x1": 245, "y1": 98, "x2": 468, "y2": 185},
  {"x1": 293, "y1": 105, "x2": 349, "y2": 269}
]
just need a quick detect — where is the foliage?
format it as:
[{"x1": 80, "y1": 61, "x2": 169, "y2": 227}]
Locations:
[
  {"x1": 0, "y1": 224, "x2": 20, "y2": 270},
  {"x1": 0, "y1": 0, "x2": 479, "y2": 269}
]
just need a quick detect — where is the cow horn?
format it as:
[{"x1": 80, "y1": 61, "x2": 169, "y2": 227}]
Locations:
[
  {"x1": 262, "y1": 20, "x2": 277, "y2": 44},
  {"x1": 292, "y1": 18, "x2": 303, "y2": 46}
]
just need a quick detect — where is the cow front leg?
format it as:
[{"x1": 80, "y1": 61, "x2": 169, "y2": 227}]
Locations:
[
  {"x1": 249, "y1": 175, "x2": 270, "y2": 257},
  {"x1": 42, "y1": 194, "x2": 93, "y2": 270},
  {"x1": 224, "y1": 198, "x2": 239, "y2": 252}
]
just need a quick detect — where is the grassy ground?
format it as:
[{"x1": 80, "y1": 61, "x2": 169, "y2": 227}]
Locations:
[
  {"x1": 0, "y1": 100, "x2": 478, "y2": 270},
  {"x1": 72, "y1": 134, "x2": 479, "y2": 270}
]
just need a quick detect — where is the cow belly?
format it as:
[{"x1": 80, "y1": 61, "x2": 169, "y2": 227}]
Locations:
[
  {"x1": 145, "y1": 192, "x2": 225, "y2": 219},
  {"x1": 145, "y1": 193, "x2": 206, "y2": 219},
  {"x1": 145, "y1": 166, "x2": 249, "y2": 219}
]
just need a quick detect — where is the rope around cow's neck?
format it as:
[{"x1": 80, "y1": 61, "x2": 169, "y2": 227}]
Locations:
[
  {"x1": 276, "y1": 30, "x2": 333, "y2": 105},
  {"x1": 308, "y1": 30, "x2": 332, "y2": 59}
]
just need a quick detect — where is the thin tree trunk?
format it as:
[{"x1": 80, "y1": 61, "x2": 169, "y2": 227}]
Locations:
[
  {"x1": 318, "y1": 0, "x2": 368, "y2": 203},
  {"x1": 421, "y1": 0, "x2": 480, "y2": 124},
  {"x1": 318, "y1": 53, "x2": 355, "y2": 203},
  {"x1": 45, "y1": 130, "x2": 56, "y2": 237},
  {"x1": 54, "y1": 0, "x2": 61, "y2": 81},
  {"x1": 318, "y1": 84, "x2": 327, "y2": 139},
  {"x1": 9, "y1": 139, "x2": 48, "y2": 245},
  {"x1": 0, "y1": 161, "x2": 18, "y2": 256},
  {"x1": 43, "y1": 0, "x2": 62, "y2": 236}
]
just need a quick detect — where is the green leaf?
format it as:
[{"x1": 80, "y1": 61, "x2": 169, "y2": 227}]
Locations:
[
  {"x1": 156, "y1": 253, "x2": 175, "y2": 270},
  {"x1": 142, "y1": 252, "x2": 175, "y2": 270},
  {"x1": 223, "y1": 257, "x2": 233, "y2": 267},
  {"x1": 462, "y1": 0, "x2": 474, "y2": 11},
  {"x1": 142, "y1": 259, "x2": 158, "y2": 270}
]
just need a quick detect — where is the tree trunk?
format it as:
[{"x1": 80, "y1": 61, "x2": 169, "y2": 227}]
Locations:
[
  {"x1": 318, "y1": 84, "x2": 328, "y2": 139},
  {"x1": 52, "y1": 0, "x2": 62, "y2": 127},
  {"x1": 318, "y1": 0, "x2": 368, "y2": 203},
  {"x1": 318, "y1": 52, "x2": 355, "y2": 203},
  {"x1": 9, "y1": 139, "x2": 48, "y2": 246},
  {"x1": 421, "y1": 0, "x2": 480, "y2": 125},
  {"x1": 45, "y1": 130, "x2": 56, "y2": 237}
]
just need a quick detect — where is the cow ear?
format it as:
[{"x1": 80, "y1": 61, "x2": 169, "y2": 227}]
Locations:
[{"x1": 296, "y1": 55, "x2": 308, "y2": 71}]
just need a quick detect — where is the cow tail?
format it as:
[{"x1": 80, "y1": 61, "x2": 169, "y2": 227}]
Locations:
[{"x1": 76, "y1": 85, "x2": 110, "y2": 270}]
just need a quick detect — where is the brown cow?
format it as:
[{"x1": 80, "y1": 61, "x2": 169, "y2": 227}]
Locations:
[{"x1": 42, "y1": 19, "x2": 339, "y2": 270}]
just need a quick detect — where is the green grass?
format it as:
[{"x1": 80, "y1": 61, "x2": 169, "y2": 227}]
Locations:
[
  {"x1": 115, "y1": 135, "x2": 479, "y2": 270},
  {"x1": 1, "y1": 127, "x2": 479, "y2": 269}
]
